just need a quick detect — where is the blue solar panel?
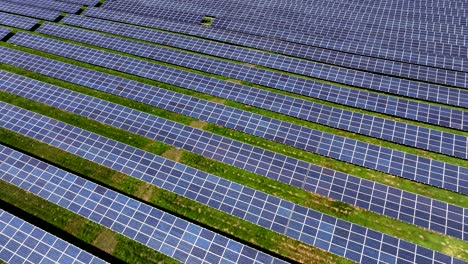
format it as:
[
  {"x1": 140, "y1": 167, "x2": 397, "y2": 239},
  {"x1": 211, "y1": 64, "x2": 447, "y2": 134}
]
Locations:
[
  {"x1": 1, "y1": 45, "x2": 466, "y2": 194},
  {"x1": 0, "y1": 0, "x2": 61, "y2": 20},
  {"x1": 1, "y1": 69, "x2": 465, "y2": 241},
  {"x1": 60, "y1": 0, "x2": 99, "y2": 5},
  {"x1": 88, "y1": 0, "x2": 203, "y2": 23},
  {"x1": 32, "y1": 25, "x2": 468, "y2": 159},
  {"x1": 0, "y1": 209, "x2": 106, "y2": 264},
  {"x1": 0, "y1": 11, "x2": 39, "y2": 30},
  {"x1": 0, "y1": 26, "x2": 10, "y2": 39},
  {"x1": 207, "y1": 20, "x2": 468, "y2": 73},
  {"x1": 82, "y1": 7, "x2": 468, "y2": 73},
  {"x1": 0, "y1": 145, "x2": 284, "y2": 264},
  {"x1": 76, "y1": 10, "x2": 468, "y2": 91},
  {"x1": 39, "y1": 21, "x2": 468, "y2": 133},
  {"x1": 4, "y1": 0, "x2": 82, "y2": 13},
  {"x1": 0, "y1": 104, "x2": 464, "y2": 264}
]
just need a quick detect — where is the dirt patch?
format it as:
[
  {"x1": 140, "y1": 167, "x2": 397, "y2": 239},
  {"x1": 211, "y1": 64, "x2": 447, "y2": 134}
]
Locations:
[
  {"x1": 227, "y1": 79, "x2": 243, "y2": 85},
  {"x1": 93, "y1": 229, "x2": 118, "y2": 254},
  {"x1": 280, "y1": 240, "x2": 334, "y2": 264},
  {"x1": 209, "y1": 98, "x2": 226, "y2": 104},
  {"x1": 243, "y1": 63, "x2": 257, "y2": 68},
  {"x1": 189, "y1": 120, "x2": 208, "y2": 129},
  {"x1": 135, "y1": 182, "x2": 154, "y2": 202},
  {"x1": 162, "y1": 148, "x2": 184, "y2": 162},
  {"x1": 64, "y1": 217, "x2": 86, "y2": 236}
]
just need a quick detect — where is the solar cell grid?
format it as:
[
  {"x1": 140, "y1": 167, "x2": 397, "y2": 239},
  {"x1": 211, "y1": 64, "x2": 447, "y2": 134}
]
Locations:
[
  {"x1": 96, "y1": 0, "x2": 204, "y2": 24},
  {"x1": 41, "y1": 20, "x2": 468, "y2": 131},
  {"x1": 60, "y1": 0, "x2": 99, "y2": 5},
  {"x1": 106, "y1": 0, "x2": 468, "y2": 22},
  {"x1": 0, "y1": 11, "x2": 39, "y2": 30},
  {"x1": 218, "y1": 5, "x2": 468, "y2": 27},
  {"x1": 33, "y1": 24, "x2": 468, "y2": 158},
  {"x1": 4, "y1": 0, "x2": 82, "y2": 13},
  {"x1": 1, "y1": 45, "x2": 466, "y2": 194},
  {"x1": 75, "y1": 12, "x2": 468, "y2": 90},
  {"x1": 1, "y1": 69, "x2": 466, "y2": 241},
  {"x1": 211, "y1": 17, "x2": 468, "y2": 58},
  {"x1": 0, "y1": 145, "x2": 284, "y2": 264},
  {"x1": 0, "y1": 0, "x2": 62, "y2": 20},
  {"x1": 0, "y1": 27, "x2": 9, "y2": 39},
  {"x1": 0, "y1": 105, "x2": 464, "y2": 264},
  {"x1": 0, "y1": 209, "x2": 106, "y2": 264},
  {"x1": 211, "y1": 20, "x2": 468, "y2": 72}
]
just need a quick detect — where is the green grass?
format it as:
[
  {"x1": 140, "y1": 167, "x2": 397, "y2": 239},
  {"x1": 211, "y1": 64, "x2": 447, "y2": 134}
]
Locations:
[
  {"x1": 0, "y1": 90, "x2": 467, "y2": 260},
  {"x1": 200, "y1": 16, "x2": 215, "y2": 26},
  {"x1": 0, "y1": 58, "x2": 466, "y2": 209},
  {"x1": 0, "y1": 181, "x2": 179, "y2": 264},
  {"x1": 0, "y1": 130, "x2": 351, "y2": 264}
]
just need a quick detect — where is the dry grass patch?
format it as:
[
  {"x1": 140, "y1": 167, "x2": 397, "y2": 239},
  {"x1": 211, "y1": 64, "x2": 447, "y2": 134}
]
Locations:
[
  {"x1": 209, "y1": 97, "x2": 226, "y2": 104},
  {"x1": 189, "y1": 120, "x2": 208, "y2": 129},
  {"x1": 135, "y1": 182, "x2": 155, "y2": 202},
  {"x1": 93, "y1": 229, "x2": 118, "y2": 254},
  {"x1": 162, "y1": 147, "x2": 184, "y2": 162}
]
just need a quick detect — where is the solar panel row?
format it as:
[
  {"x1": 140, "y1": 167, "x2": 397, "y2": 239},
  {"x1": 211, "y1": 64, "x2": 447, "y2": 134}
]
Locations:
[
  {"x1": 4, "y1": 0, "x2": 82, "y2": 13},
  {"x1": 105, "y1": 0, "x2": 468, "y2": 25},
  {"x1": 209, "y1": 20, "x2": 468, "y2": 72},
  {"x1": 1, "y1": 69, "x2": 465, "y2": 241},
  {"x1": 39, "y1": 21, "x2": 468, "y2": 132},
  {"x1": 102, "y1": 0, "x2": 468, "y2": 47},
  {"x1": 0, "y1": 144, "x2": 285, "y2": 264},
  {"x1": 215, "y1": 5, "x2": 468, "y2": 28},
  {"x1": 93, "y1": 0, "x2": 204, "y2": 24},
  {"x1": 211, "y1": 18, "x2": 468, "y2": 57},
  {"x1": 0, "y1": 11, "x2": 38, "y2": 30},
  {"x1": 59, "y1": 0, "x2": 99, "y2": 6},
  {"x1": 2, "y1": 45, "x2": 465, "y2": 194},
  {"x1": 77, "y1": 10, "x2": 468, "y2": 90},
  {"x1": 0, "y1": 104, "x2": 463, "y2": 264},
  {"x1": 125, "y1": 0, "x2": 468, "y2": 11},
  {"x1": 0, "y1": 0, "x2": 61, "y2": 20},
  {"x1": 0, "y1": 209, "x2": 106, "y2": 264},
  {"x1": 0, "y1": 26, "x2": 9, "y2": 39},
  {"x1": 31, "y1": 25, "x2": 468, "y2": 158}
]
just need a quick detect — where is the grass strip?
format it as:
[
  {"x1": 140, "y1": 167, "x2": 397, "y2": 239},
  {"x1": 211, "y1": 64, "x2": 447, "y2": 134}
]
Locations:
[{"x1": 0, "y1": 92, "x2": 467, "y2": 260}]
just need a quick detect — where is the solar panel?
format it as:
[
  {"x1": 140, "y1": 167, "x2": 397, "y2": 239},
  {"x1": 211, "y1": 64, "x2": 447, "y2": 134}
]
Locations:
[
  {"x1": 59, "y1": 0, "x2": 99, "y2": 5},
  {"x1": 208, "y1": 19, "x2": 468, "y2": 73},
  {"x1": 0, "y1": 26, "x2": 9, "y2": 39},
  {"x1": 82, "y1": 8, "x2": 467, "y2": 73},
  {"x1": 96, "y1": 0, "x2": 203, "y2": 24},
  {"x1": 0, "y1": 144, "x2": 285, "y2": 264},
  {"x1": 211, "y1": 17, "x2": 468, "y2": 58},
  {"x1": 0, "y1": 11, "x2": 39, "y2": 30},
  {"x1": 103, "y1": 0, "x2": 468, "y2": 27},
  {"x1": 0, "y1": 0, "x2": 61, "y2": 20},
  {"x1": 0, "y1": 209, "x2": 106, "y2": 264},
  {"x1": 1, "y1": 45, "x2": 466, "y2": 194},
  {"x1": 39, "y1": 21, "x2": 468, "y2": 132},
  {"x1": 31, "y1": 25, "x2": 468, "y2": 158},
  {"x1": 0, "y1": 105, "x2": 464, "y2": 264},
  {"x1": 1, "y1": 69, "x2": 465, "y2": 241},
  {"x1": 4, "y1": 0, "x2": 82, "y2": 13},
  {"x1": 76, "y1": 11, "x2": 468, "y2": 90}
]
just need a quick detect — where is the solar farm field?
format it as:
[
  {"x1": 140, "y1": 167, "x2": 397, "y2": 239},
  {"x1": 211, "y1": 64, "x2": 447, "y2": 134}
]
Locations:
[{"x1": 0, "y1": 0, "x2": 467, "y2": 263}]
